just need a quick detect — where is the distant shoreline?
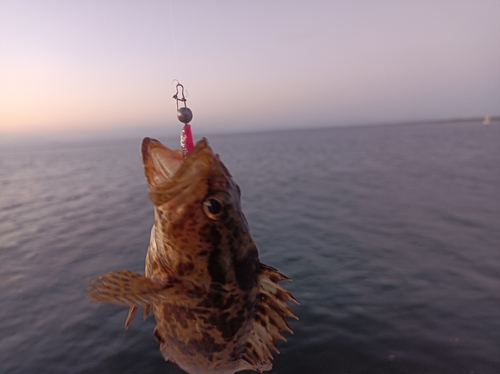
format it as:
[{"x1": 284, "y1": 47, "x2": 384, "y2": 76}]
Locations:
[
  {"x1": 1, "y1": 116, "x2": 498, "y2": 147},
  {"x1": 368, "y1": 116, "x2": 500, "y2": 127}
]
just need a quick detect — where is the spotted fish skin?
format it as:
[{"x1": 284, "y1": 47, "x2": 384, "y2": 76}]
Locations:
[{"x1": 87, "y1": 138, "x2": 298, "y2": 374}]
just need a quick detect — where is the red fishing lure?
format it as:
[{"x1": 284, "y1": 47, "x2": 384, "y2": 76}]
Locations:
[{"x1": 180, "y1": 123, "x2": 194, "y2": 156}]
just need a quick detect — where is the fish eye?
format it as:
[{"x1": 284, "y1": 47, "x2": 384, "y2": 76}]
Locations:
[{"x1": 203, "y1": 197, "x2": 223, "y2": 220}]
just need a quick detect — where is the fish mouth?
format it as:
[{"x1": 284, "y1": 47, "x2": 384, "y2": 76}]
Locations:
[
  {"x1": 142, "y1": 137, "x2": 184, "y2": 188},
  {"x1": 141, "y1": 137, "x2": 220, "y2": 206}
]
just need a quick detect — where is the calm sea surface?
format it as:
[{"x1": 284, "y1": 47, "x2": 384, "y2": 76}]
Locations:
[{"x1": 1, "y1": 121, "x2": 500, "y2": 374}]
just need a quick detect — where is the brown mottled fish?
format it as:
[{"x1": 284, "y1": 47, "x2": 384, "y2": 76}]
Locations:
[{"x1": 87, "y1": 137, "x2": 298, "y2": 374}]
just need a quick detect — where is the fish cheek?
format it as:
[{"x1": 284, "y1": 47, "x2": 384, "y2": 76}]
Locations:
[
  {"x1": 225, "y1": 214, "x2": 259, "y2": 291},
  {"x1": 232, "y1": 245, "x2": 259, "y2": 291},
  {"x1": 176, "y1": 261, "x2": 195, "y2": 277},
  {"x1": 168, "y1": 200, "x2": 204, "y2": 247},
  {"x1": 208, "y1": 247, "x2": 226, "y2": 285},
  {"x1": 198, "y1": 222, "x2": 227, "y2": 285}
]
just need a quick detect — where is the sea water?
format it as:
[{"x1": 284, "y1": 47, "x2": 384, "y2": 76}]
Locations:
[{"x1": 1, "y1": 121, "x2": 499, "y2": 373}]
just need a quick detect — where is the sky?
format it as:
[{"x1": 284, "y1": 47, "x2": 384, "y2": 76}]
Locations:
[{"x1": 1, "y1": 0, "x2": 499, "y2": 139}]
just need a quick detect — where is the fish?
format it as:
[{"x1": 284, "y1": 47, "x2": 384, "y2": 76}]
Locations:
[{"x1": 87, "y1": 137, "x2": 298, "y2": 374}]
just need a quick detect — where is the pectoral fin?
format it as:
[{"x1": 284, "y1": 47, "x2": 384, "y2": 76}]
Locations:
[
  {"x1": 86, "y1": 270, "x2": 167, "y2": 306},
  {"x1": 87, "y1": 269, "x2": 205, "y2": 307}
]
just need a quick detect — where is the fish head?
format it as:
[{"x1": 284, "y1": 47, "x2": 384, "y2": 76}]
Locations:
[{"x1": 141, "y1": 137, "x2": 259, "y2": 289}]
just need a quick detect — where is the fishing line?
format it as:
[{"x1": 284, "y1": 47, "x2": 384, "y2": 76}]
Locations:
[
  {"x1": 168, "y1": 0, "x2": 180, "y2": 79},
  {"x1": 168, "y1": 1, "x2": 194, "y2": 154}
]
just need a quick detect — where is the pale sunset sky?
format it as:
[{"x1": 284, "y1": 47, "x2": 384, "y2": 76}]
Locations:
[{"x1": 1, "y1": 0, "x2": 499, "y2": 139}]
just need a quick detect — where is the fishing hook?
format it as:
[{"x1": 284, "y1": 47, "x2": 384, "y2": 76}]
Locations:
[{"x1": 172, "y1": 81, "x2": 188, "y2": 110}]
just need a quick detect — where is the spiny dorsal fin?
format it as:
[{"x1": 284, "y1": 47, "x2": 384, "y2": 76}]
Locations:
[{"x1": 241, "y1": 264, "x2": 299, "y2": 372}]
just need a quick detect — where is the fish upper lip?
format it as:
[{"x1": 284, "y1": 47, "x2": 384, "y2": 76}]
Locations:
[
  {"x1": 142, "y1": 137, "x2": 183, "y2": 188},
  {"x1": 142, "y1": 137, "x2": 218, "y2": 206},
  {"x1": 142, "y1": 137, "x2": 210, "y2": 173}
]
